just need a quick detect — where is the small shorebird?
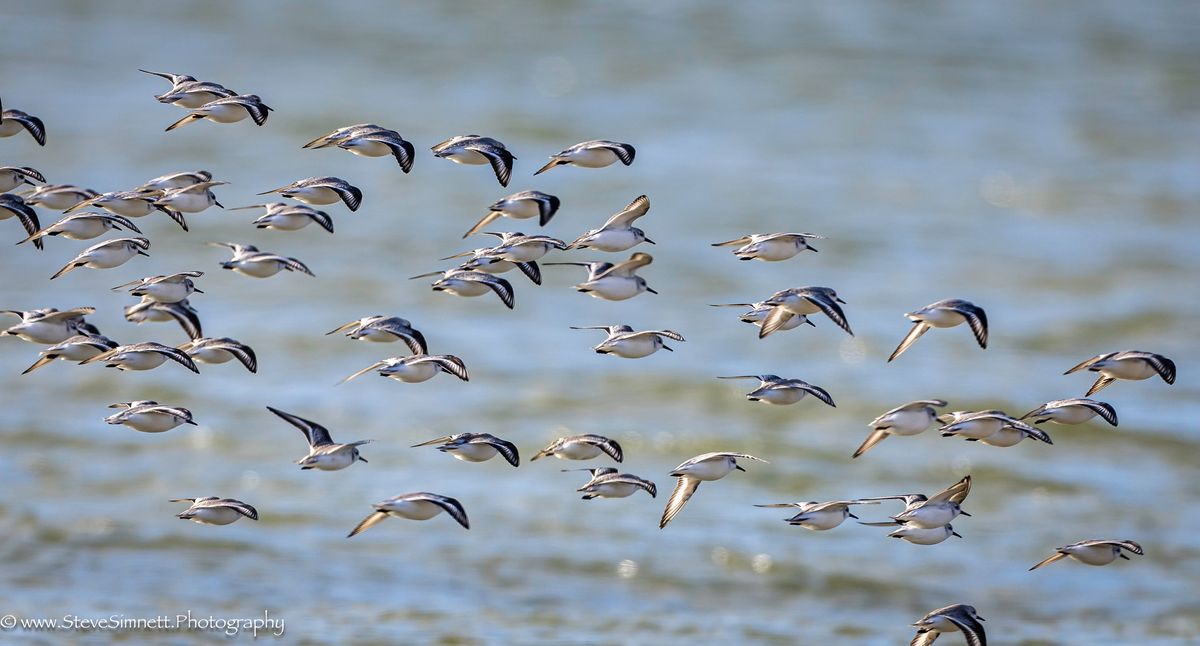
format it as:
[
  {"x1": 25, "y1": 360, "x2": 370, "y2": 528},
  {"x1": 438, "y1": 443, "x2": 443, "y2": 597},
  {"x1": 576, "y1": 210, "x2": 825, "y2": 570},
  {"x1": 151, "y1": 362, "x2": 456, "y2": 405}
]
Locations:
[
  {"x1": 302, "y1": 123, "x2": 388, "y2": 149},
  {"x1": 572, "y1": 325, "x2": 684, "y2": 358},
  {"x1": 758, "y1": 287, "x2": 852, "y2": 338},
  {"x1": 939, "y1": 411, "x2": 1048, "y2": 446},
  {"x1": 465, "y1": 191, "x2": 561, "y2": 238},
  {"x1": 0, "y1": 165, "x2": 44, "y2": 192},
  {"x1": 139, "y1": 69, "x2": 235, "y2": 108},
  {"x1": 547, "y1": 251, "x2": 657, "y2": 301},
  {"x1": 712, "y1": 232, "x2": 825, "y2": 262},
  {"x1": 889, "y1": 523, "x2": 961, "y2": 545},
  {"x1": 339, "y1": 354, "x2": 469, "y2": 384},
  {"x1": 233, "y1": 203, "x2": 335, "y2": 233},
  {"x1": 106, "y1": 400, "x2": 196, "y2": 433},
  {"x1": 0, "y1": 193, "x2": 42, "y2": 248},
  {"x1": 415, "y1": 269, "x2": 515, "y2": 309},
  {"x1": 532, "y1": 434, "x2": 623, "y2": 462},
  {"x1": 124, "y1": 297, "x2": 202, "y2": 340},
  {"x1": 164, "y1": 94, "x2": 272, "y2": 131},
  {"x1": 266, "y1": 406, "x2": 371, "y2": 471},
  {"x1": 1064, "y1": 351, "x2": 1176, "y2": 396},
  {"x1": 22, "y1": 333, "x2": 118, "y2": 374},
  {"x1": 0, "y1": 100, "x2": 46, "y2": 145},
  {"x1": 431, "y1": 135, "x2": 515, "y2": 187},
  {"x1": 718, "y1": 374, "x2": 836, "y2": 407},
  {"x1": 710, "y1": 302, "x2": 815, "y2": 334},
  {"x1": 853, "y1": 399, "x2": 948, "y2": 458},
  {"x1": 2, "y1": 307, "x2": 96, "y2": 344},
  {"x1": 21, "y1": 184, "x2": 99, "y2": 210},
  {"x1": 212, "y1": 242, "x2": 313, "y2": 278},
  {"x1": 20, "y1": 212, "x2": 140, "y2": 246},
  {"x1": 975, "y1": 422, "x2": 1053, "y2": 448},
  {"x1": 171, "y1": 497, "x2": 258, "y2": 526},
  {"x1": 858, "y1": 476, "x2": 972, "y2": 529},
  {"x1": 152, "y1": 181, "x2": 226, "y2": 216},
  {"x1": 572, "y1": 468, "x2": 657, "y2": 499},
  {"x1": 911, "y1": 604, "x2": 986, "y2": 646},
  {"x1": 336, "y1": 128, "x2": 416, "y2": 173},
  {"x1": 138, "y1": 170, "x2": 214, "y2": 192},
  {"x1": 412, "y1": 432, "x2": 520, "y2": 467},
  {"x1": 438, "y1": 246, "x2": 543, "y2": 285},
  {"x1": 478, "y1": 232, "x2": 567, "y2": 263},
  {"x1": 566, "y1": 195, "x2": 653, "y2": 252},
  {"x1": 535, "y1": 140, "x2": 635, "y2": 174},
  {"x1": 755, "y1": 499, "x2": 880, "y2": 531},
  {"x1": 257, "y1": 176, "x2": 362, "y2": 211},
  {"x1": 326, "y1": 316, "x2": 427, "y2": 354},
  {"x1": 64, "y1": 191, "x2": 186, "y2": 229},
  {"x1": 347, "y1": 493, "x2": 469, "y2": 536},
  {"x1": 112, "y1": 271, "x2": 203, "y2": 303},
  {"x1": 50, "y1": 236, "x2": 150, "y2": 279},
  {"x1": 660, "y1": 452, "x2": 766, "y2": 529},
  {"x1": 889, "y1": 299, "x2": 988, "y2": 362},
  {"x1": 1029, "y1": 539, "x2": 1144, "y2": 571},
  {"x1": 1021, "y1": 398, "x2": 1118, "y2": 427},
  {"x1": 81, "y1": 342, "x2": 199, "y2": 373},
  {"x1": 177, "y1": 337, "x2": 257, "y2": 373}
]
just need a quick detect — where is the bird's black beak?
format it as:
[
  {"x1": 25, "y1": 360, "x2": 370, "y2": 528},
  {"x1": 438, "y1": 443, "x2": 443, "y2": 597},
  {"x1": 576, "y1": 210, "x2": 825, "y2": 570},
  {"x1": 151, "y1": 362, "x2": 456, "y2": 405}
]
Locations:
[
  {"x1": 1119, "y1": 553, "x2": 1130, "y2": 560},
  {"x1": 662, "y1": 345, "x2": 673, "y2": 351},
  {"x1": 193, "y1": 288, "x2": 205, "y2": 293},
  {"x1": 959, "y1": 510, "x2": 972, "y2": 517},
  {"x1": 952, "y1": 531, "x2": 963, "y2": 538},
  {"x1": 644, "y1": 237, "x2": 656, "y2": 245},
  {"x1": 809, "y1": 247, "x2": 819, "y2": 253},
  {"x1": 836, "y1": 297, "x2": 846, "y2": 304},
  {"x1": 646, "y1": 287, "x2": 658, "y2": 294},
  {"x1": 735, "y1": 465, "x2": 745, "y2": 471},
  {"x1": 359, "y1": 456, "x2": 368, "y2": 463},
  {"x1": 848, "y1": 512, "x2": 859, "y2": 519},
  {"x1": 805, "y1": 318, "x2": 816, "y2": 327},
  {"x1": 977, "y1": 617, "x2": 986, "y2": 622},
  {"x1": 137, "y1": 250, "x2": 150, "y2": 256}
]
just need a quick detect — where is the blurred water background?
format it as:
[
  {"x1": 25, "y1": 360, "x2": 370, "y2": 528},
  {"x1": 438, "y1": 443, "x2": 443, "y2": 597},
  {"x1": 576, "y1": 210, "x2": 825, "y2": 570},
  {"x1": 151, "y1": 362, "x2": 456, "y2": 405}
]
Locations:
[{"x1": 1, "y1": 1, "x2": 1198, "y2": 643}]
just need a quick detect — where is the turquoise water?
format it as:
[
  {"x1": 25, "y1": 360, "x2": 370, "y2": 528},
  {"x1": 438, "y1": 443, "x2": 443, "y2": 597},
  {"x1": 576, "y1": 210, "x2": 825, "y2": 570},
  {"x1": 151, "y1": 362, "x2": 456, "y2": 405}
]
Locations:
[{"x1": 2, "y1": 1, "x2": 1198, "y2": 643}]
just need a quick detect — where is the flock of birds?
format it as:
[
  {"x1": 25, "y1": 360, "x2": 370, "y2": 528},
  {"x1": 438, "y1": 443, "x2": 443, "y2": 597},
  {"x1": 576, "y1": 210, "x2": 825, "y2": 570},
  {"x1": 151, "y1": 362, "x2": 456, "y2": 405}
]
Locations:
[{"x1": 1, "y1": 69, "x2": 1182, "y2": 645}]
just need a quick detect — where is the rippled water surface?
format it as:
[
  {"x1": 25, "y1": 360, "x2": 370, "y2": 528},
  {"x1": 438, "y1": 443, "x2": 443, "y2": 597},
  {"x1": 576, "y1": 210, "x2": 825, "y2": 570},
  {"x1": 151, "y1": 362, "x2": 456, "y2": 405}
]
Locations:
[{"x1": 2, "y1": 1, "x2": 1199, "y2": 644}]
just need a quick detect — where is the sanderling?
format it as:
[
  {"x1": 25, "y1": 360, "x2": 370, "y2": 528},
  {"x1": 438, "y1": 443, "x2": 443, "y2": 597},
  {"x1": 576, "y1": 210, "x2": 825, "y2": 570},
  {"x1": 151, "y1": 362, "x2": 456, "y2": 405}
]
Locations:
[
  {"x1": 339, "y1": 354, "x2": 469, "y2": 384},
  {"x1": 233, "y1": 203, "x2": 335, "y2": 233},
  {"x1": 575, "y1": 469, "x2": 657, "y2": 500},
  {"x1": 336, "y1": 128, "x2": 416, "y2": 173},
  {"x1": 412, "y1": 432, "x2": 520, "y2": 467},
  {"x1": 212, "y1": 242, "x2": 314, "y2": 278},
  {"x1": 22, "y1": 333, "x2": 118, "y2": 374},
  {"x1": 755, "y1": 499, "x2": 880, "y2": 531},
  {"x1": 889, "y1": 299, "x2": 988, "y2": 362},
  {"x1": 437, "y1": 247, "x2": 543, "y2": 285},
  {"x1": 138, "y1": 170, "x2": 214, "y2": 192},
  {"x1": 0, "y1": 100, "x2": 46, "y2": 145},
  {"x1": 139, "y1": 69, "x2": 235, "y2": 108},
  {"x1": 124, "y1": 297, "x2": 202, "y2": 340},
  {"x1": 939, "y1": 411, "x2": 1047, "y2": 445},
  {"x1": 465, "y1": 191, "x2": 561, "y2": 238},
  {"x1": 81, "y1": 341, "x2": 200, "y2": 373},
  {"x1": 758, "y1": 287, "x2": 852, "y2": 338},
  {"x1": 858, "y1": 476, "x2": 972, "y2": 529},
  {"x1": 532, "y1": 434, "x2": 624, "y2": 462},
  {"x1": 112, "y1": 271, "x2": 203, "y2": 303},
  {"x1": 347, "y1": 492, "x2": 469, "y2": 536},
  {"x1": 171, "y1": 497, "x2": 258, "y2": 526},
  {"x1": 572, "y1": 325, "x2": 684, "y2": 358},
  {"x1": 547, "y1": 251, "x2": 657, "y2": 301},
  {"x1": 534, "y1": 140, "x2": 635, "y2": 175},
  {"x1": 257, "y1": 176, "x2": 362, "y2": 211},
  {"x1": 718, "y1": 374, "x2": 836, "y2": 407},
  {"x1": 709, "y1": 302, "x2": 815, "y2": 334},
  {"x1": 266, "y1": 406, "x2": 371, "y2": 471},
  {"x1": 152, "y1": 181, "x2": 226, "y2": 219},
  {"x1": 853, "y1": 399, "x2": 948, "y2": 458},
  {"x1": 975, "y1": 422, "x2": 1053, "y2": 448},
  {"x1": 660, "y1": 452, "x2": 767, "y2": 529},
  {"x1": 479, "y1": 232, "x2": 567, "y2": 263},
  {"x1": 177, "y1": 337, "x2": 257, "y2": 373},
  {"x1": 20, "y1": 212, "x2": 141, "y2": 247},
  {"x1": 21, "y1": 184, "x2": 99, "y2": 210},
  {"x1": 0, "y1": 193, "x2": 42, "y2": 249},
  {"x1": 326, "y1": 316, "x2": 427, "y2": 354},
  {"x1": 2, "y1": 307, "x2": 96, "y2": 344},
  {"x1": 64, "y1": 191, "x2": 185, "y2": 229},
  {"x1": 302, "y1": 124, "x2": 387, "y2": 148},
  {"x1": 50, "y1": 236, "x2": 150, "y2": 279},
  {"x1": 432, "y1": 135, "x2": 516, "y2": 186},
  {"x1": 106, "y1": 400, "x2": 196, "y2": 433},
  {"x1": 0, "y1": 165, "x2": 44, "y2": 191},
  {"x1": 910, "y1": 604, "x2": 986, "y2": 646},
  {"x1": 164, "y1": 94, "x2": 272, "y2": 131},
  {"x1": 712, "y1": 232, "x2": 825, "y2": 261},
  {"x1": 889, "y1": 523, "x2": 960, "y2": 545},
  {"x1": 1021, "y1": 398, "x2": 1118, "y2": 427},
  {"x1": 415, "y1": 269, "x2": 515, "y2": 309},
  {"x1": 566, "y1": 195, "x2": 654, "y2": 252},
  {"x1": 1064, "y1": 350, "x2": 1176, "y2": 396},
  {"x1": 1028, "y1": 539, "x2": 1144, "y2": 571}
]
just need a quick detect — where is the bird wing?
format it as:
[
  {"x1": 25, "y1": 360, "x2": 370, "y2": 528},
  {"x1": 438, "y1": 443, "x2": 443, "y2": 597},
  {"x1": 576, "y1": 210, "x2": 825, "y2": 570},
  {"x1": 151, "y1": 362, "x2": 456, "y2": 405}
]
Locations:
[
  {"x1": 659, "y1": 477, "x2": 701, "y2": 529},
  {"x1": 888, "y1": 322, "x2": 931, "y2": 362},
  {"x1": 266, "y1": 406, "x2": 334, "y2": 447},
  {"x1": 602, "y1": 195, "x2": 650, "y2": 228}
]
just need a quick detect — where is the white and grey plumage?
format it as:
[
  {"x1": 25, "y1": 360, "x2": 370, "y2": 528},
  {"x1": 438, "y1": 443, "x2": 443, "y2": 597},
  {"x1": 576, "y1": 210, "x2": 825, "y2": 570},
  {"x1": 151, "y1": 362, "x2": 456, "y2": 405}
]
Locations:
[
  {"x1": 939, "y1": 411, "x2": 1050, "y2": 446},
  {"x1": 572, "y1": 325, "x2": 684, "y2": 359},
  {"x1": 465, "y1": 191, "x2": 561, "y2": 238},
  {"x1": 20, "y1": 212, "x2": 141, "y2": 246},
  {"x1": 257, "y1": 176, "x2": 362, "y2": 212},
  {"x1": 106, "y1": 400, "x2": 196, "y2": 433},
  {"x1": 1028, "y1": 539, "x2": 1144, "y2": 571},
  {"x1": 0, "y1": 193, "x2": 42, "y2": 249},
  {"x1": 50, "y1": 236, "x2": 150, "y2": 279},
  {"x1": 577, "y1": 470, "x2": 657, "y2": 500},
  {"x1": 111, "y1": 271, "x2": 203, "y2": 303},
  {"x1": 754, "y1": 499, "x2": 880, "y2": 531},
  {"x1": 339, "y1": 354, "x2": 469, "y2": 384},
  {"x1": 975, "y1": 421, "x2": 1054, "y2": 448},
  {"x1": 758, "y1": 287, "x2": 852, "y2": 338},
  {"x1": 124, "y1": 297, "x2": 202, "y2": 340},
  {"x1": 712, "y1": 232, "x2": 825, "y2": 262},
  {"x1": 532, "y1": 434, "x2": 623, "y2": 462},
  {"x1": 710, "y1": 302, "x2": 816, "y2": 334},
  {"x1": 347, "y1": 493, "x2": 469, "y2": 536},
  {"x1": 301, "y1": 123, "x2": 388, "y2": 149},
  {"x1": 64, "y1": 189, "x2": 177, "y2": 221},
  {"x1": 22, "y1": 333, "x2": 118, "y2": 374},
  {"x1": 164, "y1": 94, "x2": 272, "y2": 131},
  {"x1": 1021, "y1": 398, "x2": 1118, "y2": 427},
  {"x1": 534, "y1": 139, "x2": 635, "y2": 175},
  {"x1": 479, "y1": 232, "x2": 567, "y2": 263},
  {"x1": 437, "y1": 247, "x2": 543, "y2": 285},
  {"x1": 326, "y1": 316, "x2": 427, "y2": 354},
  {"x1": 565, "y1": 195, "x2": 654, "y2": 252},
  {"x1": 336, "y1": 129, "x2": 416, "y2": 173},
  {"x1": 889, "y1": 299, "x2": 988, "y2": 362},
  {"x1": 21, "y1": 184, "x2": 99, "y2": 210},
  {"x1": 80, "y1": 341, "x2": 200, "y2": 373},
  {"x1": 266, "y1": 406, "x2": 371, "y2": 471},
  {"x1": 0, "y1": 165, "x2": 44, "y2": 192},
  {"x1": 1064, "y1": 351, "x2": 1176, "y2": 396},
  {"x1": 233, "y1": 202, "x2": 335, "y2": 233},
  {"x1": 152, "y1": 181, "x2": 226, "y2": 216},
  {"x1": 412, "y1": 432, "x2": 520, "y2": 467},
  {"x1": 853, "y1": 399, "x2": 948, "y2": 458},
  {"x1": 0, "y1": 101, "x2": 46, "y2": 145},
  {"x1": 2, "y1": 307, "x2": 96, "y2": 344},
  {"x1": 171, "y1": 497, "x2": 258, "y2": 526},
  {"x1": 889, "y1": 523, "x2": 961, "y2": 545},
  {"x1": 177, "y1": 337, "x2": 257, "y2": 373},
  {"x1": 213, "y1": 242, "x2": 314, "y2": 278},
  {"x1": 910, "y1": 604, "x2": 986, "y2": 646},
  {"x1": 718, "y1": 374, "x2": 836, "y2": 407},
  {"x1": 140, "y1": 69, "x2": 235, "y2": 108},
  {"x1": 660, "y1": 452, "x2": 767, "y2": 529},
  {"x1": 858, "y1": 476, "x2": 972, "y2": 530},
  {"x1": 139, "y1": 170, "x2": 214, "y2": 192},
  {"x1": 420, "y1": 269, "x2": 515, "y2": 309},
  {"x1": 431, "y1": 135, "x2": 516, "y2": 187},
  {"x1": 547, "y1": 251, "x2": 657, "y2": 301}
]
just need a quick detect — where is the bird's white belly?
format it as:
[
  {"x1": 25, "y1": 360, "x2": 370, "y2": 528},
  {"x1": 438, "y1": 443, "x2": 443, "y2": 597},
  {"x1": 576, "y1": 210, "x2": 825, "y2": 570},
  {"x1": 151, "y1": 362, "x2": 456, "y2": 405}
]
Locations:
[
  {"x1": 58, "y1": 345, "x2": 106, "y2": 361},
  {"x1": 84, "y1": 247, "x2": 138, "y2": 269},
  {"x1": 899, "y1": 505, "x2": 957, "y2": 529},
  {"x1": 894, "y1": 526, "x2": 951, "y2": 545},
  {"x1": 383, "y1": 362, "x2": 439, "y2": 382},
  {"x1": 205, "y1": 104, "x2": 248, "y2": 123},
  {"x1": 681, "y1": 460, "x2": 734, "y2": 481},
  {"x1": 343, "y1": 140, "x2": 391, "y2": 157},
  {"x1": 580, "y1": 277, "x2": 641, "y2": 301},
  {"x1": 590, "y1": 482, "x2": 637, "y2": 498},
  {"x1": 751, "y1": 387, "x2": 805, "y2": 405},
  {"x1": 113, "y1": 352, "x2": 167, "y2": 370},
  {"x1": 159, "y1": 193, "x2": 212, "y2": 213},
  {"x1": 232, "y1": 260, "x2": 283, "y2": 277},
  {"x1": 34, "y1": 194, "x2": 89, "y2": 210},
  {"x1": 564, "y1": 148, "x2": 619, "y2": 167},
  {"x1": 442, "y1": 280, "x2": 492, "y2": 297},
  {"x1": 9, "y1": 322, "x2": 75, "y2": 344},
  {"x1": 383, "y1": 500, "x2": 442, "y2": 521},
  {"x1": 1100, "y1": 359, "x2": 1156, "y2": 380},
  {"x1": 740, "y1": 240, "x2": 799, "y2": 261},
  {"x1": 443, "y1": 149, "x2": 488, "y2": 165},
  {"x1": 603, "y1": 338, "x2": 659, "y2": 358},
  {"x1": 494, "y1": 201, "x2": 540, "y2": 219},
  {"x1": 173, "y1": 92, "x2": 221, "y2": 109},
  {"x1": 0, "y1": 173, "x2": 23, "y2": 192},
  {"x1": 259, "y1": 213, "x2": 310, "y2": 230},
  {"x1": 556, "y1": 444, "x2": 602, "y2": 460},
  {"x1": 1038, "y1": 406, "x2": 1097, "y2": 424},
  {"x1": 1067, "y1": 545, "x2": 1117, "y2": 566},
  {"x1": 945, "y1": 418, "x2": 1002, "y2": 439},
  {"x1": 191, "y1": 347, "x2": 233, "y2": 364},
  {"x1": 189, "y1": 507, "x2": 243, "y2": 525},
  {"x1": 139, "y1": 282, "x2": 190, "y2": 303},
  {"x1": 778, "y1": 296, "x2": 819, "y2": 316},
  {"x1": 497, "y1": 245, "x2": 548, "y2": 262},
  {"x1": 879, "y1": 410, "x2": 933, "y2": 435},
  {"x1": 795, "y1": 510, "x2": 845, "y2": 530},
  {"x1": 303, "y1": 449, "x2": 355, "y2": 470},
  {"x1": 471, "y1": 260, "x2": 515, "y2": 274},
  {"x1": 447, "y1": 444, "x2": 498, "y2": 462},
  {"x1": 284, "y1": 186, "x2": 340, "y2": 206},
  {"x1": 101, "y1": 200, "x2": 153, "y2": 217},
  {"x1": 979, "y1": 428, "x2": 1027, "y2": 447},
  {"x1": 56, "y1": 218, "x2": 110, "y2": 239},
  {"x1": 0, "y1": 121, "x2": 23, "y2": 137},
  {"x1": 914, "y1": 309, "x2": 965, "y2": 328},
  {"x1": 584, "y1": 229, "x2": 639, "y2": 252},
  {"x1": 121, "y1": 412, "x2": 184, "y2": 433}
]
